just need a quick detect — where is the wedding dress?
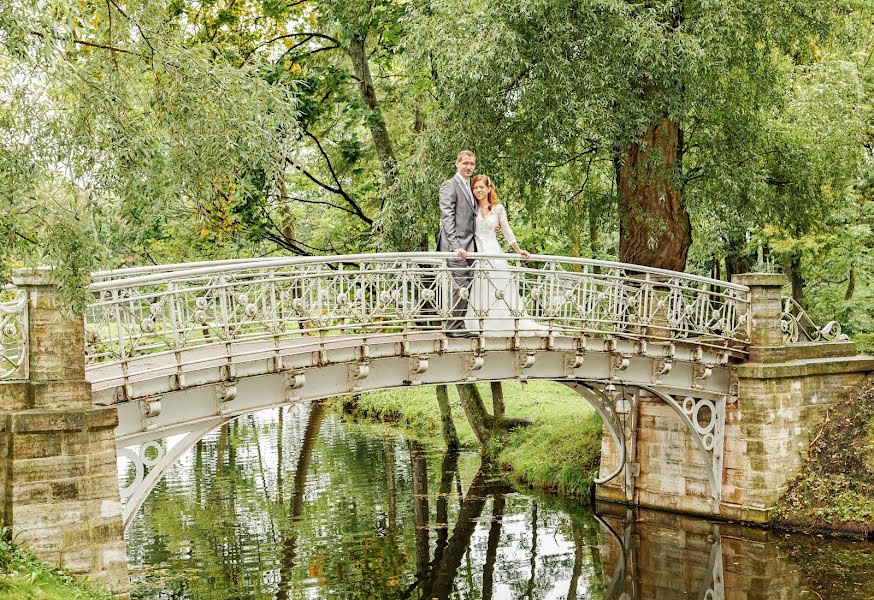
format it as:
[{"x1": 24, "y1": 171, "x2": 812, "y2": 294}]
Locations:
[{"x1": 465, "y1": 205, "x2": 548, "y2": 336}]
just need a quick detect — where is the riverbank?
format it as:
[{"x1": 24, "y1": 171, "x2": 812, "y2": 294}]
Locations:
[
  {"x1": 348, "y1": 376, "x2": 874, "y2": 539},
  {"x1": 344, "y1": 380, "x2": 603, "y2": 497},
  {"x1": 774, "y1": 377, "x2": 874, "y2": 538},
  {"x1": 0, "y1": 536, "x2": 113, "y2": 599}
]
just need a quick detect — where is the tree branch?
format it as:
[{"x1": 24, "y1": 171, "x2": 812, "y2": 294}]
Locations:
[
  {"x1": 242, "y1": 32, "x2": 342, "y2": 64},
  {"x1": 14, "y1": 231, "x2": 38, "y2": 245},
  {"x1": 278, "y1": 195, "x2": 359, "y2": 216},
  {"x1": 546, "y1": 147, "x2": 598, "y2": 169},
  {"x1": 286, "y1": 132, "x2": 373, "y2": 225},
  {"x1": 105, "y1": 0, "x2": 156, "y2": 66},
  {"x1": 72, "y1": 39, "x2": 141, "y2": 57},
  {"x1": 286, "y1": 156, "x2": 371, "y2": 225},
  {"x1": 564, "y1": 154, "x2": 596, "y2": 203}
]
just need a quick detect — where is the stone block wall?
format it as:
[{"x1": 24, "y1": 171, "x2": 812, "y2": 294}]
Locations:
[
  {"x1": 596, "y1": 394, "x2": 715, "y2": 516},
  {"x1": 596, "y1": 353, "x2": 873, "y2": 522},
  {"x1": 0, "y1": 268, "x2": 129, "y2": 596},
  {"x1": 720, "y1": 357, "x2": 873, "y2": 522},
  {"x1": 5, "y1": 409, "x2": 126, "y2": 576}
]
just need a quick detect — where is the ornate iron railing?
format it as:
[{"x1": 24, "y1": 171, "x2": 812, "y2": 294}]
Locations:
[
  {"x1": 780, "y1": 297, "x2": 846, "y2": 344},
  {"x1": 82, "y1": 253, "x2": 751, "y2": 370},
  {"x1": 0, "y1": 285, "x2": 28, "y2": 380}
]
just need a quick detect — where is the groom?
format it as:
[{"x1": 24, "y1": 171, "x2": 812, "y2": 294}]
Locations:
[{"x1": 437, "y1": 150, "x2": 478, "y2": 338}]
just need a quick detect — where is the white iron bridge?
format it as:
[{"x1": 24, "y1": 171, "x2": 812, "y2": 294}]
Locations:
[{"x1": 5, "y1": 252, "x2": 792, "y2": 527}]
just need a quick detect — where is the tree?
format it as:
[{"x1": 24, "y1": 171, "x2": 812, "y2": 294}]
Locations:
[
  {"x1": 455, "y1": 383, "x2": 530, "y2": 455},
  {"x1": 394, "y1": 0, "x2": 867, "y2": 272},
  {"x1": 0, "y1": 0, "x2": 302, "y2": 305}
]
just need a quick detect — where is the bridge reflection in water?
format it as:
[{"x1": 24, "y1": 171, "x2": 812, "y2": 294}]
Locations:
[{"x1": 124, "y1": 404, "x2": 871, "y2": 600}]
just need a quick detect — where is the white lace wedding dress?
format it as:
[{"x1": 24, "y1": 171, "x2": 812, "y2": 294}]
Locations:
[{"x1": 465, "y1": 205, "x2": 548, "y2": 336}]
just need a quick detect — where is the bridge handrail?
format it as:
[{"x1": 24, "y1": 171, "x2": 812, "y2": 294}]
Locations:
[
  {"x1": 780, "y1": 297, "x2": 847, "y2": 344},
  {"x1": 89, "y1": 253, "x2": 752, "y2": 292},
  {"x1": 80, "y1": 253, "x2": 751, "y2": 374}
]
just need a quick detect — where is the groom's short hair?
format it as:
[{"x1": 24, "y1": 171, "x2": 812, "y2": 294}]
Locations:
[{"x1": 456, "y1": 150, "x2": 476, "y2": 162}]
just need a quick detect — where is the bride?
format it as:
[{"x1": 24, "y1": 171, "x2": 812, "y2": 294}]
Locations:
[{"x1": 466, "y1": 174, "x2": 547, "y2": 336}]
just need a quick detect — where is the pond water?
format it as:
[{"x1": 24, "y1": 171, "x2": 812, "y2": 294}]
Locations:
[{"x1": 125, "y1": 401, "x2": 874, "y2": 599}]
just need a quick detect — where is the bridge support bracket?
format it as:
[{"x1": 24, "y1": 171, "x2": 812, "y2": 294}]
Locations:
[{"x1": 406, "y1": 356, "x2": 430, "y2": 385}]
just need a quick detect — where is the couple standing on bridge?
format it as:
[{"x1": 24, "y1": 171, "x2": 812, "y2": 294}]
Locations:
[{"x1": 436, "y1": 150, "x2": 547, "y2": 338}]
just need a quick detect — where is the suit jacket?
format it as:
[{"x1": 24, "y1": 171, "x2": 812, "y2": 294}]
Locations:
[{"x1": 436, "y1": 174, "x2": 478, "y2": 253}]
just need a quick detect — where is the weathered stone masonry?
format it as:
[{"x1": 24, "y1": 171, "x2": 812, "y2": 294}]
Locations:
[
  {"x1": 597, "y1": 273, "x2": 874, "y2": 522},
  {"x1": 0, "y1": 269, "x2": 129, "y2": 595}
]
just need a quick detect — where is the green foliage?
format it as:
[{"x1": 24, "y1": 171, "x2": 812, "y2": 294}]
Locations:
[
  {"x1": 499, "y1": 408, "x2": 603, "y2": 496},
  {"x1": 779, "y1": 532, "x2": 874, "y2": 599},
  {"x1": 0, "y1": 0, "x2": 301, "y2": 305},
  {"x1": 0, "y1": 533, "x2": 113, "y2": 599}
]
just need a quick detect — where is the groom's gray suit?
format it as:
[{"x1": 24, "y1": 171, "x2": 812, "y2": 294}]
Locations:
[{"x1": 437, "y1": 173, "x2": 477, "y2": 332}]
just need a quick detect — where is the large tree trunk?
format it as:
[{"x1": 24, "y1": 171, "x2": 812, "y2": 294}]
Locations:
[
  {"x1": 589, "y1": 210, "x2": 600, "y2": 257},
  {"x1": 422, "y1": 450, "x2": 459, "y2": 599},
  {"x1": 724, "y1": 232, "x2": 757, "y2": 280},
  {"x1": 845, "y1": 266, "x2": 855, "y2": 301},
  {"x1": 482, "y1": 493, "x2": 506, "y2": 600},
  {"x1": 619, "y1": 117, "x2": 692, "y2": 271},
  {"x1": 347, "y1": 35, "x2": 397, "y2": 186},
  {"x1": 456, "y1": 384, "x2": 493, "y2": 449},
  {"x1": 427, "y1": 466, "x2": 514, "y2": 599},
  {"x1": 524, "y1": 502, "x2": 539, "y2": 598},
  {"x1": 567, "y1": 520, "x2": 584, "y2": 600},
  {"x1": 278, "y1": 400, "x2": 328, "y2": 600},
  {"x1": 383, "y1": 435, "x2": 398, "y2": 537},
  {"x1": 490, "y1": 382, "x2": 505, "y2": 418}
]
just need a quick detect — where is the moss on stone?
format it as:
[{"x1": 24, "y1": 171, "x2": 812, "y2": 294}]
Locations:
[{"x1": 774, "y1": 377, "x2": 874, "y2": 537}]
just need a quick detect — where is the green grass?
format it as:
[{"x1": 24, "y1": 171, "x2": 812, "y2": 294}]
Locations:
[
  {"x1": 348, "y1": 380, "x2": 604, "y2": 497},
  {"x1": 0, "y1": 535, "x2": 113, "y2": 599}
]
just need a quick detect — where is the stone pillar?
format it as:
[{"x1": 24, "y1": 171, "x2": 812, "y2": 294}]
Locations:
[
  {"x1": 730, "y1": 273, "x2": 786, "y2": 363},
  {"x1": 0, "y1": 268, "x2": 129, "y2": 596}
]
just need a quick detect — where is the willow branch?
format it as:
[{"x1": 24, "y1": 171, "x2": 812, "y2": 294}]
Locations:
[{"x1": 243, "y1": 32, "x2": 342, "y2": 64}]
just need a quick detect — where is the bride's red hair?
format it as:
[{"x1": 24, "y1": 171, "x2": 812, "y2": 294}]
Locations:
[{"x1": 471, "y1": 174, "x2": 499, "y2": 209}]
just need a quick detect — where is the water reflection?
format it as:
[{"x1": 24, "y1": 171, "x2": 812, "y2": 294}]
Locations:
[{"x1": 126, "y1": 402, "x2": 874, "y2": 599}]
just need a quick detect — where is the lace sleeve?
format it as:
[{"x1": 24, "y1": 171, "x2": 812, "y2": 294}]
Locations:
[{"x1": 497, "y1": 205, "x2": 517, "y2": 246}]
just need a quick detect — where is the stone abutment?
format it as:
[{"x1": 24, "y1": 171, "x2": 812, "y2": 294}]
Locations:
[
  {"x1": 596, "y1": 273, "x2": 874, "y2": 522},
  {"x1": 0, "y1": 269, "x2": 129, "y2": 595}
]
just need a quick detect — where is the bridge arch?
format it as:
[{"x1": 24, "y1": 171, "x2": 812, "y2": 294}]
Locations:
[{"x1": 114, "y1": 353, "x2": 731, "y2": 529}]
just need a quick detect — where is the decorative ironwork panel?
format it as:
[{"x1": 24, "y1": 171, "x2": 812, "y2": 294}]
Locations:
[
  {"x1": 781, "y1": 297, "x2": 847, "y2": 344},
  {"x1": 0, "y1": 287, "x2": 28, "y2": 380},
  {"x1": 85, "y1": 253, "x2": 752, "y2": 370}
]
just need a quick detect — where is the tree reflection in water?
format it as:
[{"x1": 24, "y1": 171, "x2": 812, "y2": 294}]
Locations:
[{"x1": 125, "y1": 404, "x2": 874, "y2": 600}]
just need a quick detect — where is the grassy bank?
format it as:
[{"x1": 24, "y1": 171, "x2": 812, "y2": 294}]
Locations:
[
  {"x1": 775, "y1": 377, "x2": 874, "y2": 537},
  {"x1": 0, "y1": 536, "x2": 113, "y2": 599},
  {"x1": 346, "y1": 380, "x2": 603, "y2": 497}
]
